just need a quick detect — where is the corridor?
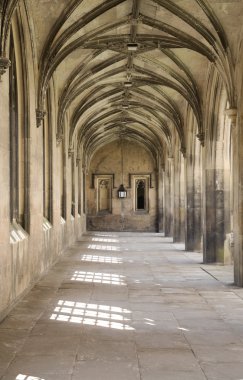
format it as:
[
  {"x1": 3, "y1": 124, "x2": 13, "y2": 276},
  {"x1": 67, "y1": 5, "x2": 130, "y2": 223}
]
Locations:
[{"x1": 0, "y1": 233, "x2": 243, "y2": 380}]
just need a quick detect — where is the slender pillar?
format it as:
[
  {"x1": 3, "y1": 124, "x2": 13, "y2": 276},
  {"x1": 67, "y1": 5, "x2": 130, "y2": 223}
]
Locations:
[
  {"x1": 185, "y1": 154, "x2": 202, "y2": 251},
  {"x1": 164, "y1": 157, "x2": 174, "y2": 237},
  {"x1": 203, "y1": 146, "x2": 228, "y2": 263},
  {"x1": 229, "y1": 108, "x2": 243, "y2": 286},
  {"x1": 0, "y1": 60, "x2": 12, "y2": 319},
  {"x1": 157, "y1": 162, "x2": 164, "y2": 232},
  {"x1": 173, "y1": 154, "x2": 185, "y2": 242}
]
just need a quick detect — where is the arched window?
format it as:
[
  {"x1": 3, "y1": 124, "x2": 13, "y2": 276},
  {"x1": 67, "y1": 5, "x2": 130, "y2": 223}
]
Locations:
[
  {"x1": 136, "y1": 179, "x2": 146, "y2": 210},
  {"x1": 133, "y1": 175, "x2": 149, "y2": 213},
  {"x1": 136, "y1": 180, "x2": 146, "y2": 210},
  {"x1": 71, "y1": 154, "x2": 75, "y2": 216},
  {"x1": 60, "y1": 140, "x2": 66, "y2": 219},
  {"x1": 9, "y1": 26, "x2": 28, "y2": 229},
  {"x1": 95, "y1": 176, "x2": 112, "y2": 214},
  {"x1": 78, "y1": 159, "x2": 81, "y2": 215},
  {"x1": 43, "y1": 91, "x2": 52, "y2": 221},
  {"x1": 83, "y1": 170, "x2": 86, "y2": 214}
]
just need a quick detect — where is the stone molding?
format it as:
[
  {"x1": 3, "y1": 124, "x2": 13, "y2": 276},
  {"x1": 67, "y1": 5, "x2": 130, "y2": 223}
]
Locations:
[
  {"x1": 180, "y1": 146, "x2": 186, "y2": 157},
  {"x1": 0, "y1": 56, "x2": 11, "y2": 79},
  {"x1": 36, "y1": 109, "x2": 46, "y2": 128},
  {"x1": 68, "y1": 148, "x2": 74, "y2": 158},
  {"x1": 224, "y1": 108, "x2": 237, "y2": 128},
  {"x1": 196, "y1": 132, "x2": 205, "y2": 146},
  {"x1": 76, "y1": 157, "x2": 81, "y2": 166},
  {"x1": 56, "y1": 133, "x2": 64, "y2": 145}
]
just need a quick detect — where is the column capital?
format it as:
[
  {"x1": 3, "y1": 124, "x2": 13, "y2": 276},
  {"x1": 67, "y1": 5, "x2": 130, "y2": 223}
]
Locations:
[
  {"x1": 180, "y1": 146, "x2": 186, "y2": 157},
  {"x1": 224, "y1": 108, "x2": 237, "y2": 128},
  {"x1": 36, "y1": 109, "x2": 46, "y2": 128},
  {"x1": 56, "y1": 133, "x2": 64, "y2": 145},
  {"x1": 196, "y1": 132, "x2": 205, "y2": 146},
  {"x1": 0, "y1": 56, "x2": 11, "y2": 79},
  {"x1": 68, "y1": 148, "x2": 74, "y2": 158}
]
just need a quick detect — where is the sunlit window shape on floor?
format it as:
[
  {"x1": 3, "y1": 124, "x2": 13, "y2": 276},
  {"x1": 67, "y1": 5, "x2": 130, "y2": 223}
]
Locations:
[
  {"x1": 92, "y1": 237, "x2": 119, "y2": 243},
  {"x1": 50, "y1": 300, "x2": 134, "y2": 330},
  {"x1": 71, "y1": 271, "x2": 126, "y2": 285},
  {"x1": 93, "y1": 233, "x2": 119, "y2": 238},
  {"x1": 16, "y1": 375, "x2": 45, "y2": 380},
  {"x1": 178, "y1": 327, "x2": 190, "y2": 331},
  {"x1": 81, "y1": 254, "x2": 123, "y2": 264},
  {"x1": 88, "y1": 244, "x2": 120, "y2": 251},
  {"x1": 144, "y1": 318, "x2": 155, "y2": 326}
]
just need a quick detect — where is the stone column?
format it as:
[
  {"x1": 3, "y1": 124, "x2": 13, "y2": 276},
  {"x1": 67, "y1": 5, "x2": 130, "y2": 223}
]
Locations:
[
  {"x1": 173, "y1": 155, "x2": 180, "y2": 242},
  {"x1": 185, "y1": 154, "x2": 202, "y2": 251},
  {"x1": 0, "y1": 62, "x2": 12, "y2": 320},
  {"x1": 203, "y1": 145, "x2": 227, "y2": 263},
  {"x1": 173, "y1": 154, "x2": 185, "y2": 242},
  {"x1": 229, "y1": 108, "x2": 243, "y2": 286},
  {"x1": 157, "y1": 159, "x2": 164, "y2": 233},
  {"x1": 164, "y1": 157, "x2": 174, "y2": 237}
]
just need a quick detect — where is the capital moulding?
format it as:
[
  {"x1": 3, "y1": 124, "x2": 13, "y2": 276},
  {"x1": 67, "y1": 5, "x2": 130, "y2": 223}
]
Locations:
[
  {"x1": 196, "y1": 132, "x2": 205, "y2": 146},
  {"x1": 56, "y1": 133, "x2": 64, "y2": 145},
  {"x1": 180, "y1": 146, "x2": 186, "y2": 157},
  {"x1": 224, "y1": 108, "x2": 237, "y2": 128},
  {"x1": 68, "y1": 148, "x2": 74, "y2": 158},
  {"x1": 36, "y1": 109, "x2": 46, "y2": 127},
  {"x1": 0, "y1": 56, "x2": 11, "y2": 79}
]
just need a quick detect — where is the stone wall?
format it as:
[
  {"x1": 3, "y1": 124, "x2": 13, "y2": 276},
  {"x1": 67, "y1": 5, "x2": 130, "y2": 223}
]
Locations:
[{"x1": 86, "y1": 140, "x2": 158, "y2": 232}]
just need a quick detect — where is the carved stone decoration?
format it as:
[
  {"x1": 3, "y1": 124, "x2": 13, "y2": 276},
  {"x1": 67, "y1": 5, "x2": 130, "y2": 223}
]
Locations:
[
  {"x1": 180, "y1": 146, "x2": 186, "y2": 157},
  {"x1": 136, "y1": 179, "x2": 145, "y2": 189},
  {"x1": 68, "y1": 148, "x2": 74, "y2": 158},
  {"x1": 224, "y1": 108, "x2": 237, "y2": 128},
  {"x1": 0, "y1": 56, "x2": 11, "y2": 79},
  {"x1": 36, "y1": 109, "x2": 46, "y2": 128},
  {"x1": 56, "y1": 133, "x2": 64, "y2": 145},
  {"x1": 196, "y1": 132, "x2": 205, "y2": 147}
]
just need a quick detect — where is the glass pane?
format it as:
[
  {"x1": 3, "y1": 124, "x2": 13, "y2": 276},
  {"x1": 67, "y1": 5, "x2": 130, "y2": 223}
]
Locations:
[{"x1": 136, "y1": 180, "x2": 145, "y2": 210}]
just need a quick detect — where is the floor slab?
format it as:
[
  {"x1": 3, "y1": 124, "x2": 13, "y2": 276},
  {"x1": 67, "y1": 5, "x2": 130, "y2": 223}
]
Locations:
[{"x1": 1, "y1": 232, "x2": 242, "y2": 380}]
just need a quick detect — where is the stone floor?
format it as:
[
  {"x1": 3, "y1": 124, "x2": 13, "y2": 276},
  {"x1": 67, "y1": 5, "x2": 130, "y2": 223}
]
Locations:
[{"x1": 1, "y1": 232, "x2": 243, "y2": 380}]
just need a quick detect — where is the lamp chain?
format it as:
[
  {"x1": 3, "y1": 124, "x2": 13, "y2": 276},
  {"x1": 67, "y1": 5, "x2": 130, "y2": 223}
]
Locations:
[{"x1": 121, "y1": 135, "x2": 124, "y2": 184}]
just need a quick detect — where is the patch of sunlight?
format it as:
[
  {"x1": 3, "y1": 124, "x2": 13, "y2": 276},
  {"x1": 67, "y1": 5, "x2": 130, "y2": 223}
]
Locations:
[
  {"x1": 42, "y1": 217, "x2": 52, "y2": 232},
  {"x1": 10, "y1": 230, "x2": 21, "y2": 242},
  {"x1": 50, "y1": 300, "x2": 134, "y2": 330},
  {"x1": 16, "y1": 375, "x2": 45, "y2": 380},
  {"x1": 92, "y1": 237, "x2": 119, "y2": 243},
  {"x1": 178, "y1": 327, "x2": 190, "y2": 331},
  {"x1": 144, "y1": 318, "x2": 155, "y2": 326},
  {"x1": 88, "y1": 244, "x2": 120, "y2": 251},
  {"x1": 60, "y1": 216, "x2": 66, "y2": 225},
  {"x1": 81, "y1": 254, "x2": 123, "y2": 264},
  {"x1": 71, "y1": 271, "x2": 126, "y2": 285},
  {"x1": 93, "y1": 233, "x2": 119, "y2": 238}
]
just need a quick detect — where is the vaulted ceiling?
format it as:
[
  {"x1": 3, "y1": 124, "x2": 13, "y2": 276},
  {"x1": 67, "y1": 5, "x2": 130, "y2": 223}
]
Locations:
[{"x1": 2, "y1": 0, "x2": 242, "y2": 164}]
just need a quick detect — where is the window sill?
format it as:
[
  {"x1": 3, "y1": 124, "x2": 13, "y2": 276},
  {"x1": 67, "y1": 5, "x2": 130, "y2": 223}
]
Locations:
[
  {"x1": 134, "y1": 210, "x2": 149, "y2": 215},
  {"x1": 10, "y1": 221, "x2": 28, "y2": 244},
  {"x1": 43, "y1": 217, "x2": 52, "y2": 232}
]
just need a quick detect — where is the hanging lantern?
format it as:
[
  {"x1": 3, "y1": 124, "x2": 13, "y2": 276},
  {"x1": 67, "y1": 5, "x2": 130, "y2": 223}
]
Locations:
[
  {"x1": 118, "y1": 184, "x2": 127, "y2": 198},
  {"x1": 118, "y1": 134, "x2": 127, "y2": 198}
]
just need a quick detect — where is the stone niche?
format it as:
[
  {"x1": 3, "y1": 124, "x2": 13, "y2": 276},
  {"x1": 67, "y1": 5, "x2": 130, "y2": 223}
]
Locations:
[{"x1": 86, "y1": 140, "x2": 158, "y2": 232}]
